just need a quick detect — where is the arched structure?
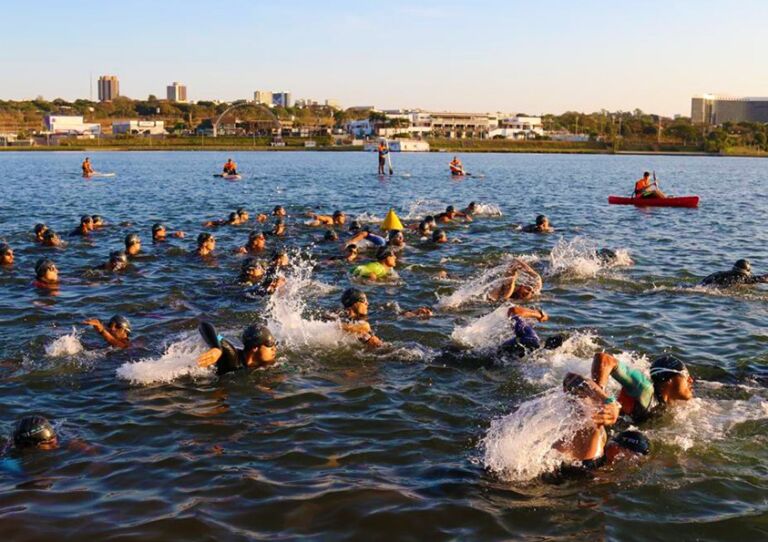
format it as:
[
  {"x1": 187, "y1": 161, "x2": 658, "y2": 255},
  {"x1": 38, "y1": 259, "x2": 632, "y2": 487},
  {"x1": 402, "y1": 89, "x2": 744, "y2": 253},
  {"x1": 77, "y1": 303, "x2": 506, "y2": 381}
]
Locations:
[{"x1": 212, "y1": 100, "x2": 281, "y2": 138}]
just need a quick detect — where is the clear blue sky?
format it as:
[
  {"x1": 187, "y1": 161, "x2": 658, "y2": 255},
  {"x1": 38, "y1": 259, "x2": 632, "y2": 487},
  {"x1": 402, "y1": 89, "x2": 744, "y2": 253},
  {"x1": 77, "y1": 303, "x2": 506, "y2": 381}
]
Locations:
[{"x1": 3, "y1": 0, "x2": 767, "y2": 116}]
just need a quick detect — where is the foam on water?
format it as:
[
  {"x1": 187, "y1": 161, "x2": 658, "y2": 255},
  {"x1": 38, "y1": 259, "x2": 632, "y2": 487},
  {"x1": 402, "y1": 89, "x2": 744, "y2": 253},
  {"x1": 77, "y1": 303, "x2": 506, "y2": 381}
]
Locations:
[
  {"x1": 116, "y1": 334, "x2": 212, "y2": 385},
  {"x1": 450, "y1": 304, "x2": 512, "y2": 349},
  {"x1": 482, "y1": 389, "x2": 585, "y2": 482},
  {"x1": 546, "y1": 237, "x2": 632, "y2": 279},
  {"x1": 45, "y1": 328, "x2": 85, "y2": 357}
]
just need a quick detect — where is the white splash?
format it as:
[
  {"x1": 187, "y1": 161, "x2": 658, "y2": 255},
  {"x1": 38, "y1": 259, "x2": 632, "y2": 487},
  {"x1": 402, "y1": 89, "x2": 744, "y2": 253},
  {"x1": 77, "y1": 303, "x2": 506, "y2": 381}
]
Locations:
[
  {"x1": 471, "y1": 203, "x2": 503, "y2": 216},
  {"x1": 482, "y1": 389, "x2": 585, "y2": 481},
  {"x1": 45, "y1": 328, "x2": 85, "y2": 357},
  {"x1": 546, "y1": 237, "x2": 632, "y2": 279},
  {"x1": 450, "y1": 305, "x2": 512, "y2": 349},
  {"x1": 520, "y1": 331, "x2": 607, "y2": 386},
  {"x1": 116, "y1": 334, "x2": 212, "y2": 385}
]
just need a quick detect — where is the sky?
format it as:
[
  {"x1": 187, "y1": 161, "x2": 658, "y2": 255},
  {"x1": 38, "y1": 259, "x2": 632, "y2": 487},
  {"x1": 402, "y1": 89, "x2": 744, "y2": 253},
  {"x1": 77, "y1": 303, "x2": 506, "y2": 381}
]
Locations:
[{"x1": 2, "y1": 0, "x2": 767, "y2": 116}]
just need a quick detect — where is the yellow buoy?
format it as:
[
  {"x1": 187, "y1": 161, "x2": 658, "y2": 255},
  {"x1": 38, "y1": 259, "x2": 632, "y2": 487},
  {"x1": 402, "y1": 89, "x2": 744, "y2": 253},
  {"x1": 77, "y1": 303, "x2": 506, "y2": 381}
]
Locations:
[{"x1": 381, "y1": 208, "x2": 404, "y2": 231}]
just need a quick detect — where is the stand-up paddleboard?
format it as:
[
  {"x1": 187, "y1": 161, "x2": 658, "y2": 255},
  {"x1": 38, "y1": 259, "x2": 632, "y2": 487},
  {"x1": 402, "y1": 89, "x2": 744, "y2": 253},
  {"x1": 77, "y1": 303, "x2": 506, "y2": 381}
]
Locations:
[
  {"x1": 84, "y1": 172, "x2": 116, "y2": 178},
  {"x1": 608, "y1": 195, "x2": 699, "y2": 208},
  {"x1": 213, "y1": 173, "x2": 242, "y2": 181}
]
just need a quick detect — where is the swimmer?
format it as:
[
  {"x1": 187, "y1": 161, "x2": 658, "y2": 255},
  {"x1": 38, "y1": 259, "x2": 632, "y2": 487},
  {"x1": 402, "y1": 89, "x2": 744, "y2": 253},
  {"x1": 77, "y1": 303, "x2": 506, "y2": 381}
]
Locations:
[
  {"x1": 152, "y1": 223, "x2": 185, "y2": 242},
  {"x1": 522, "y1": 214, "x2": 554, "y2": 233},
  {"x1": 498, "y1": 305, "x2": 551, "y2": 357},
  {"x1": 266, "y1": 218, "x2": 286, "y2": 237},
  {"x1": 307, "y1": 210, "x2": 346, "y2": 227},
  {"x1": 236, "y1": 208, "x2": 249, "y2": 222},
  {"x1": 70, "y1": 215, "x2": 94, "y2": 237},
  {"x1": 339, "y1": 288, "x2": 383, "y2": 347},
  {"x1": 197, "y1": 322, "x2": 278, "y2": 375},
  {"x1": 91, "y1": 215, "x2": 106, "y2": 229},
  {"x1": 203, "y1": 211, "x2": 243, "y2": 228},
  {"x1": 8, "y1": 415, "x2": 58, "y2": 451},
  {"x1": 463, "y1": 201, "x2": 478, "y2": 217},
  {"x1": 591, "y1": 352, "x2": 694, "y2": 425},
  {"x1": 387, "y1": 230, "x2": 406, "y2": 249},
  {"x1": 400, "y1": 306, "x2": 433, "y2": 319},
  {"x1": 255, "y1": 213, "x2": 269, "y2": 223},
  {"x1": 326, "y1": 244, "x2": 359, "y2": 264},
  {"x1": 322, "y1": 229, "x2": 339, "y2": 243},
  {"x1": 33, "y1": 258, "x2": 59, "y2": 289},
  {"x1": 196, "y1": 232, "x2": 216, "y2": 257},
  {"x1": 436, "y1": 205, "x2": 472, "y2": 224},
  {"x1": 595, "y1": 248, "x2": 633, "y2": 266},
  {"x1": 487, "y1": 259, "x2": 543, "y2": 302},
  {"x1": 0, "y1": 243, "x2": 13, "y2": 266},
  {"x1": 124, "y1": 233, "x2": 141, "y2": 257},
  {"x1": 431, "y1": 229, "x2": 448, "y2": 244},
  {"x1": 352, "y1": 247, "x2": 397, "y2": 281},
  {"x1": 555, "y1": 373, "x2": 648, "y2": 472},
  {"x1": 98, "y1": 250, "x2": 128, "y2": 272},
  {"x1": 234, "y1": 231, "x2": 267, "y2": 255},
  {"x1": 34, "y1": 223, "x2": 49, "y2": 242},
  {"x1": 246, "y1": 250, "x2": 288, "y2": 297},
  {"x1": 41, "y1": 230, "x2": 63, "y2": 248},
  {"x1": 700, "y1": 259, "x2": 768, "y2": 288},
  {"x1": 238, "y1": 258, "x2": 265, "y2": 286},
  {"x1": 273, "y1": 205, "x2": 287, "y2": 218},
  {"x1": 83, "y1": 314, "x2": 132, "y2": 349},
  {"x1": 347, "y1": 225, "x2": 386, "y2": 248}
]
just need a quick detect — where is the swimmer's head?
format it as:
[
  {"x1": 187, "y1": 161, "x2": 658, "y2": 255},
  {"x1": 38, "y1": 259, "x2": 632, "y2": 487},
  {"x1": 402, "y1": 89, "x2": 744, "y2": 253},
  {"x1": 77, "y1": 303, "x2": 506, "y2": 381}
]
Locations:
[
  {"x1": 324, "y1": 229, "x2": 339, "y2": 242},
  {"x1": 650, "y1": 355, "x2": 693, "y2": 403},
  {"x1": 108, "y1": 250, "x2": 128, "y2": 271},
  {"x1": 332, "y1": 210, "x2": 346, "y2": 224},
  {"x1": 237, "y1": 208, "x2": 248, "y2": 220},
  {"x1": 42, "y1": 229, "x2": 61, "y2": 247},
  {"x1": 341, "y1": 287, "x2": 368, "y2": 313},
  {"x1": 273, "y1": 205, "x2": 286, "y2": 217},
  {"x1": 466, "y1": 201, "x2": 478, "y2": 214},
  {"x1": 349, "y1": 220, "x2": 362, "y2": 232},
  {"x1": 271, "y1": 248, "x2": 289, "y2": 266},
  {"x1": 446, "y1": 205, "x2": 455, "y2": 214},
  {"x1": 241, "y1": 258, "x2": 265, "y2": 281},
  {"x1": 35, "y1": 258, "x2": 58, "y2": 282},
  {"x1": 0, "y1": 243, "x2": 13, "y2": 265},
  {"x1": 108, "y1": 314, "x2": 132, "y2": 338},
  {"x1": 13, "y1": 415, "x2": 57, "y2": 450},
  {"x1": 242, "y1": 325, "x2": 277, "y2": 362},
  {"x1": 80, "y1": 215, "x2": 94, "y2": 229},
  {"x1": 124, "y1": 233, "x2": 141, "y2": 254},
  {"x1": 91, "y1": 215, "x2": 104, "y2": 227},
  {"x1": 228, "y1": 212, "x2": 239, "y2": 224},
  {"x1": 197, "y1": 232, "x2": 215, "y2": 251},
  {"x1": 733, "y1": 259, "x2": 751, "y2": 275},
  {"x1": 432, "y1": 229, "x2": 448, "y2": 243},
  {"x1": 376, "y1": 247, "x2": 397, "y2": 266},
  {"x1": 605, "y1": 430, "x2": 651, "y2": 463},
  {"x1": 387, "y1": 230, "x2": 405, "y2": 246},
  {"x1": 536, "y1": 215, "x2": 548, "y2": 227},
  {"x1": 34, "y1": 223, "x2": 48, "y2": 238}
]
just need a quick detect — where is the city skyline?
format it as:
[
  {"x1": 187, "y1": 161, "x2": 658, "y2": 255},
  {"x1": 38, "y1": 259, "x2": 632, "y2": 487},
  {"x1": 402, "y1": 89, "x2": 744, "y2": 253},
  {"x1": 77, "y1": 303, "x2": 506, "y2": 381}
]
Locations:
[{"x1": 2, "y1": 0, "x2": 768, "y2": 116}]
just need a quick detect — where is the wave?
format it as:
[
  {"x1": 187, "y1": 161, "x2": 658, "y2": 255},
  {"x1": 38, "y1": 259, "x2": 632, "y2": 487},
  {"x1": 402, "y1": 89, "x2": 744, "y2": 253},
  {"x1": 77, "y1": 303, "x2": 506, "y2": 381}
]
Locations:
[{"x1": 116, "y1": 334, "x2": 213, "y2": 385}]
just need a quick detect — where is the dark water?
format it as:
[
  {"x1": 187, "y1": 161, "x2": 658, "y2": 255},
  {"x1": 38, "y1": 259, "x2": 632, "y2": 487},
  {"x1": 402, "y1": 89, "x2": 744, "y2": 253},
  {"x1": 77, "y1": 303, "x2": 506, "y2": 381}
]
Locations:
[{"x1": 0, "y1": 151, "x2": 766, "y2": 541}]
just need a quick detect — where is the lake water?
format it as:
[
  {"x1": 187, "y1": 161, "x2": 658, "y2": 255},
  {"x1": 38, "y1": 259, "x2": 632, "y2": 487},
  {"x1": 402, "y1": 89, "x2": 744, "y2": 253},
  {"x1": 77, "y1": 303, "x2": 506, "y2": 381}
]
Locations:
[{"x1": 0, "y1": 151, "x2": 766, "y2": 541}]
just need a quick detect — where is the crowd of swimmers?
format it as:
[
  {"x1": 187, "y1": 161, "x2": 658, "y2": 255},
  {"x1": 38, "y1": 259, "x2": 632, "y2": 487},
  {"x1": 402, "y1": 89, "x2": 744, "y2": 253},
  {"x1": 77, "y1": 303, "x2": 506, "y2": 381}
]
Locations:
[{"x1": 2, "y1": 172, "x2": 766, "y2": 480}]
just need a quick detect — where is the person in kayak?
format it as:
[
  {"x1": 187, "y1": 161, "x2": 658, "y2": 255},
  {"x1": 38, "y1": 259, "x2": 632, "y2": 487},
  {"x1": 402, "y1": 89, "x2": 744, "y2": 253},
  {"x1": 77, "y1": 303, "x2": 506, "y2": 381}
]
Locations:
[
  {"x1": 197, "y1": 322, "x2": 278, "y2": 375},
  {"x1": 522, "y1": 214, "x2": 554, "y2": 233},
  {"x1": 352, "y1": 247, "x2": 397, "y2": 281},
  {"x1": 196, "y1": 232, "x2": 216, "y2": 257},
  {"x1": 124, "y1": 233, "x2": 142, "y2": 257},
  {"x1": 222, "y1": 158, "x2": 238, "y2": 175},
  {"x1": 633, "y1": 171, "x2": 666, "y2": 198},
  {"x1": 0, "y1": 243, "x2": 13, "y2": 267},
  {"x1": 234, "y1": 230, "x2": 267, "y2": 255},
  {"x1": 307, "y1": 210, "x2": 346, "y2": 227},
  {"x1": 82, "y1": 157, "x2": 94, "y2": 177},
  {"x1": 151, "y1": 223, "x2": 185, "y2": 243},
  {"x1": 238, "y1": 258, "x2": 265, "y2": 286},
  {"x1": 83, "y1": 314, "x2": 132, "y2": 349},
  {"x1": 70, "y1": 215, "x2": 94, "y2": 237},
  {"x1": 34, "y1": 223, "x2": 49, "y2": 242},
  {"x1": 33, "y1": 259, "x2": 59, "y2": 289},
  {"x1": 377, "y1": 141, "x2": 388, "y2": 175},
  {"x1": 449, "y1": 156, "x2": 465, "y2": 176},
  {"x1": 339, "y1": 288, "x2": 383, "y2": 347},
  {"x1": 487, "y1": 259, "x2": 543, "y2": 302},
  {"x1": 701, "y1": 259, "x2": 768, "y2": 288},
  {"x1": 591, "y1": 352, "x2": 694, "y2": 425},
  {"x1": 41, "y1": 230, "x2": 63, "y2": 248}
]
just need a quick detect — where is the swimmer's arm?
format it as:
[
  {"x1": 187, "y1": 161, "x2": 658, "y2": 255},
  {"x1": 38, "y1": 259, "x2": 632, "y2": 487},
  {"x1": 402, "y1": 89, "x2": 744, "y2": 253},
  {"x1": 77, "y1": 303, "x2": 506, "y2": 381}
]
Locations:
[
  {"x1": 401, "y1": 307, "x2": 433, "y2": 319},
  {"x1": 508, "y1": 306, "x2": 548, "y2": 322},
  {"x1": 752, "y1": 274, "x2": 768, "y2": 284},
  {"x1": 341, "y1": 321, "x2": 371, "y2": 335},
  {"x1": 591, "y1": 352, "x2": 618, "y2": 389},
  {"x1": 516, "y1": 260, "x2": 542, "y2": 286},
  {"x1": 496, "y1": 274, "x2": 517, "y2": 301},
  {"x1": 83, "y1": 319, "x2": 129, "y2": 349},
  {"x1": 198, "y1": 347, "x2": 223, "y2": 368},
  {"x1": 347, "y1": 232, "x2": 367, "y2": 245},
  {"x1": 608, "y1": 357, "x2": 653, "y2": 401}
]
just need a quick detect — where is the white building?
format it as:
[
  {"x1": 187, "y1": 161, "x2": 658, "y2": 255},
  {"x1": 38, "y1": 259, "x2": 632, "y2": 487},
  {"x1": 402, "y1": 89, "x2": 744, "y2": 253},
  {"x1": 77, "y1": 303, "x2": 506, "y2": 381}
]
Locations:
[
  {"x1": 112, "y1": 120, "x2": 166, "y2": 135},
  {"x1": 44, "y1": 115, "x2": 101, "y2": 136},
  {"x1": 167, "y1": 82, "x2": 188, "y2": 103},
  {"x1": 273, "y1": 91, "x2": 292, "y2": 108},
  {"x1": 253, "y1": 90, "x2": 273, "y2": 106},
  {"x1": 489, "y1": 116, "x2": 544, "y2": 139},
  {"x1": 346, "y1": 119, "x2": 375, "y2": 137}
]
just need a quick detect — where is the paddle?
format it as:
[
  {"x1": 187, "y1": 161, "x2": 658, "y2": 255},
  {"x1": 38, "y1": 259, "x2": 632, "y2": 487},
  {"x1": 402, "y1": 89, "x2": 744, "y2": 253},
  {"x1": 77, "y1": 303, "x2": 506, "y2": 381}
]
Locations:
[{"x1": 386, "y1": 141, "x2": 394, "y2": 175}]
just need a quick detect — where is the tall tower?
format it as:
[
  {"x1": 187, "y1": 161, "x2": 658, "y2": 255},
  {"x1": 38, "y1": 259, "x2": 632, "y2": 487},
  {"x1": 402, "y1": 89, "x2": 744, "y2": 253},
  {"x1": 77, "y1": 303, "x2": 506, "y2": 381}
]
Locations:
[
  {"x1": 167, "y1": 82, "x2": 188, "y2": 103},
  {"x1": 98, "y1": 75, "x2": 120, "y2": 102}
]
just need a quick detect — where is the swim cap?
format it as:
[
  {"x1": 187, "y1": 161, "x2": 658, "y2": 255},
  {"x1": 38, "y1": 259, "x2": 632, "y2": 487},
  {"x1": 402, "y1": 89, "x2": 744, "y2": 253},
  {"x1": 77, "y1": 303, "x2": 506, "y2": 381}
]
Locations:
[
  {"x1": 333, "y1": 210, "x2": 344, "y2": 219},
  {"x1": 341, "y1": 287, "x2": 367, "y2": 308},
  {"x1": 649, "y1": 355, "x2": 688, "y2": 385},
  {"x1": 271, "y1": 248, "x2": 288, "y2": 261},
  {"x1": 42, "y1": 230, "x2": 59, "y2": 243},
  {"x1": 248, "y1": 230, "x2": 265, "y2": 242},
  {"x1": 152, "y1": 222, "x2": 165, "y2": 234},
  {"x1": 467, "y1": 202, "x2": 478, "y2": 213},
  {"x1": 241, "y1": 257, "x2": 262, "y2": 273},
  {"x1": 92, "y1": 215, "x2": 104, "y2": 224},
  {"x1": 35, "y1": 258, "x2": 56, "y2": 278},
  {"x1": 80, "y1": 215, "x2": 93, "y2": 225},
  {"x1": 109, "y1": 250, "x2": 128, "y2": 268},
  {"x1": 733, "y1": 259, "x2": 751, "y2": 274},
  {"x1": 0, "y1": 243, "x2": 10, "y2": 256},
  {"x1": 424, "y1": 216, "x2": 435, "y2": 226},
  {"x1": 197, "y1": 232, "x2": 214, "y2": 246},
  {"x1": 242, "y1": 325, "x2": 276, "y2": 350},
  {"x1": 432, "y1": 229, "x2": 446, "y2": 242},
  {"x1": 273, "y1": 205, "x2": 284, "y2": 214},
  {"x1": 349, "y1": 220, "x2": 362, "y2": 232},
  {"x1": 388, "y1": 230, "x2": 403, "y2": 242},
  {"x1": 108, "y1": 314, "x2": 132, "y2": 334},
  {"x1": 237, "y1": 207, "x2": 247, "y2": 216},
  {"x1": 124, "y1": 233, "x2": 140, "y2": 247},
  {"x1": 446, "y1": 205, "x2": 455, "y2": 213},
  {"x1": 536, "y1": 215, "x2": 547, "y2": 226},
  {"x1": 377, "y1": 247, "x2": 396, "y2": 261},
  {"x1": 346, "y1": 243, "x2": 358, "y2": 252},
  {"x1": 324, "y1": 230, "x2": 338, "y2": 241},
  {"x1": 596, "y1": 248, "x2": 617, "y2": 262},
  {"x1": 34, "y1": 223, "x2": 48, "y2": 235},
  {"x1": 228, "y1": 212, "x2": 239, "y2": 222},
  {"x1": 611, "y1": 430, "x2": 650, "y2": 455},
  {"x1": 13, "y1": 415, "x2": 56, "y2": 448}
]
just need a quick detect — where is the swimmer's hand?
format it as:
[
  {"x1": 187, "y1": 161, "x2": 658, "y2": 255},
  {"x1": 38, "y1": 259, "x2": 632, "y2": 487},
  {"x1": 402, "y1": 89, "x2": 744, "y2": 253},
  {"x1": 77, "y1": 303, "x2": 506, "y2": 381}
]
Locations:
[
  {"x1": 537, "y1": 310, "x2": 548, "y2": 322},
  {"x1": 362, "y1": 334, "x2": 383, "y2": 348},
  {"x1": 592, "y1": 402, "x2": 620, "y2": 427},
  {"x1": 198, "y1": 347, "x2": 223, "y2": 368},
  {"x1": 83, "y1": 318, "x2": 104, "y2": 332},
  {"x1": 402, "y1": 307, "x2": 433, "y2": 319},
  {"x1": 173, "y1": 231, "x2": 185, "y2": 239}
]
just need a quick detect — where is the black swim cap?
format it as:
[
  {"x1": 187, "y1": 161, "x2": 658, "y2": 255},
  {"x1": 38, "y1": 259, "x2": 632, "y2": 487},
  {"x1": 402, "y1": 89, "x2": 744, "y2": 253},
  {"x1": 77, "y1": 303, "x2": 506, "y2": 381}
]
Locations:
[
  {"x1": 425, "y1": 216, "x2": 435, "y2": 225},
  {"x1": 432, "y1": 229, "x2": 446, "y2": 242},
  {"x1": 242, "y1": 325, "x2": 276, "y2": 350},
  {"x1": 536, "y1": 215, "x2": 547, "y2": 226},
  {"x1": 34, "y1": 223, "x2": 48, "y2": 235},
  {"x1": 124, "y1": 233, "x2": 140, "y2": 247},
  {"x1": 109, "y1": 250, "x2": 128, "y2": 267},
  {"x1": 92, "y1": 215, "x2": 103, "y2": 224},
  {"x1": 341, "y1": 287, "x2": 367, "y2": 308},
  {"x1": 13, "y1": 415, "x2": 56, "y2": 448},
  {"x1": 596, "y1": 248, "x2": 618, "y2": 262},
  {"x1": 273, "y1": 205, "x2": 284, "y2": 214},
  {"x1": 237, "y1": 207, "x2": 247, "y2": 216},
  {"x1": 42, "y1": 230, "x2": 59, "y2": 242},
  {"x1": 733, "y1": 259, "x2": 751, "y2": 274},
  {"x1": 228, "y1": 212, "x2": 239, "y2": 222},
  {"x1": 152, "y1": 223, "x2": 165, "y2": 234},
  {"x1": 324, "y1": 229, "x2": 339, "y2": 241},
  {"x1": 248, "y1": 230, "x2": 265, "y2": 242},
  {"x1": 611, "y1": 430, "x2": 651, "y2": 455},
  {"x1": 241, "y1": 257, "x2": 262, "y2": 272},
  {"x1": 0, "y1": 243, "x2": 10, "y2": 255},
  {"x1": 80, "y1": 215, "x2": 93, "y2": 225},
  {"x1": 377, "y1": 247, "x2": 396, "y2": 261},
  {"x1": 349, "y1": 220, "x2": 362, "y2": 232},
  {"x1": 446, "y1": 205, "x2": 455, "y2": 213},
  {"x1": 333, "y1": 210, "x2": 344, "y2": 219},
  {"x1": 197, "y1": 232, "x2": 214, "y2": 246},
  {"x1": 649, "y1": 355, "x2": 688, "y2": 386},
  {"x1": 346, "y1": 243, "x2": 358, "y2": 252},
  {"x1": 108, "y1": 314, "x2": 131, "y2": 334},
  {"x1": 35, "y1": 258, "x2": 56, "y2": 278},
  {"x1": 388, "y1": 230, "x2": 403, "y2": 241}
]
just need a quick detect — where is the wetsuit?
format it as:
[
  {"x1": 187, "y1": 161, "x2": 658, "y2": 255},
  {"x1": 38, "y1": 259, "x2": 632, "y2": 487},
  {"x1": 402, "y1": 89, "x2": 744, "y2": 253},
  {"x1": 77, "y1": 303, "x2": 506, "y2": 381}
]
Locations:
[
  {"x1": 610, "y1": 360, "x2": 655, "y2": 424},
  {"x1": 246, "y1": 266, "x2": 281, "y2": 297},
  {"x1": 522, "y1": 224, "x2": 545, "y2": 233},
  {"x1": 199, "y1": 322, "x2": 246, "y2": 376},
  {"x1": 500, "y1": 316, "x2": 541, "y2": 356},
  {"x1": 701, "y1": 270, "x2": 768, "y2": 288},
  {"x1": 352, "y1": 261, "x2": 390, "y2": 280}
]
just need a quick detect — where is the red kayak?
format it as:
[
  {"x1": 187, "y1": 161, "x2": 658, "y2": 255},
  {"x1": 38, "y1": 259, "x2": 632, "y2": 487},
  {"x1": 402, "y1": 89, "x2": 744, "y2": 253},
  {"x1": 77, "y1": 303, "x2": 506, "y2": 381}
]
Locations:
[{"x1": 608, "y1": 195, "x2": 699, "y2": 208}]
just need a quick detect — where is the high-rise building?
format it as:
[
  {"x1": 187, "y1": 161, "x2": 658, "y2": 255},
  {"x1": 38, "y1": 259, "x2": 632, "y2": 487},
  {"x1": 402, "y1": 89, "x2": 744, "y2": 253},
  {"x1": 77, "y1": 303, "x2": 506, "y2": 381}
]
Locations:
[
  {"x1": 167, "y1": 82, "x2": 188, "y2": 103},
  {"x1": 98, "y1": 75, "x2": 120, "y2": 102},
  {"x1": 273, "y1": 91, "x2": 292, "y2": 108},
  {"x1": 254, "y1": 90, "x2": 273, "y2": 105},
  {"x1": 692, "y1": 94, "x2": 768, "y2": 125}
]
